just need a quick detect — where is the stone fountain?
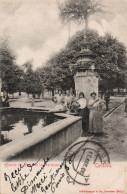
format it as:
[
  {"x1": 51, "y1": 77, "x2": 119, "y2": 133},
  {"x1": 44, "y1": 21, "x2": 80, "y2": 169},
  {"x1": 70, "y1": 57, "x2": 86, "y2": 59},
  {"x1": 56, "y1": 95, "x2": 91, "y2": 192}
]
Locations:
[{"x1": 70, "y1": 37, "x2": 99, "y2": 101}]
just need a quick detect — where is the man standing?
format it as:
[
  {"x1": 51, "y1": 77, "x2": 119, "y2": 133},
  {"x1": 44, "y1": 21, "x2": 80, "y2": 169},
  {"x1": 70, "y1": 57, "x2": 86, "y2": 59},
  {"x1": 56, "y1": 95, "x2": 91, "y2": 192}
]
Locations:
[
  {"x1": 2, "y1": 92, "x2": 10, "y2": 107},
  {"x1": 124, "y1": 97, "x2": 127, "y2": 117},
  {"x1": 100, "y1": 87, "x2": 104, "y2": 99},
  {"x1": 104, "y1": 90, "x2": 110, "y2": 111}
]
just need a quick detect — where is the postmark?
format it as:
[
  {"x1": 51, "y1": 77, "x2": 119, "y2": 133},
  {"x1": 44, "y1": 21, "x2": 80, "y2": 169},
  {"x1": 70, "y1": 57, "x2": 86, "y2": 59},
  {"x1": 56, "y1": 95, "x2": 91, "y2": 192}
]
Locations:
[{"x1": 64, "y1": 140, "x2": 110, "y2": 185}]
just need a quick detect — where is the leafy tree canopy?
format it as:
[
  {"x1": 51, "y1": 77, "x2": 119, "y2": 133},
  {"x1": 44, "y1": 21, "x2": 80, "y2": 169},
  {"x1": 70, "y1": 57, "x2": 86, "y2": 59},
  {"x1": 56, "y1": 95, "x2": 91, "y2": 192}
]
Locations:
[
  {"x1": 0, "y1": 40, "x2": 24, "y2": 94},
  {"x1": 41, "y1": 29, "x2": 127, "y2": 91},
  {"x1": 23, "y1": 61, "x2": 44, "y2": 95},
  {"x1": 58, "y1": 0, "x2": 105, "y2": 31}
]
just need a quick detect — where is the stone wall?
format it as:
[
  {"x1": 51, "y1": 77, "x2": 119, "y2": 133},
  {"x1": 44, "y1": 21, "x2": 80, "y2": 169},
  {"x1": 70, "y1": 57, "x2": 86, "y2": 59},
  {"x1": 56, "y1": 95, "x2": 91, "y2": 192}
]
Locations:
[{"x1": 0, "y1": 115, "x2": 82, "y2": 161}]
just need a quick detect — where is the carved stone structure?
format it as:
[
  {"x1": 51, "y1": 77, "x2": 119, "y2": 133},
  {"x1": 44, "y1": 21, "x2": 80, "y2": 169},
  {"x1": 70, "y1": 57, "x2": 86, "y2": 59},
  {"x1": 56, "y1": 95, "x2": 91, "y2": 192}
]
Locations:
[
  {"x1": 70, "y1": 38, "x2": 99, "y2": 100},
  {"x1": 74, "y1": 71, "x2": 99, "y2": 100}
]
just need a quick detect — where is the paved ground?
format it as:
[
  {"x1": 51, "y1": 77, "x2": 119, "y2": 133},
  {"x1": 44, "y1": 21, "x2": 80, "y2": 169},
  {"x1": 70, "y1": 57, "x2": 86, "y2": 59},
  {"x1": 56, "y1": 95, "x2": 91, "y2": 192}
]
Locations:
[
  {"x1": 9, "y1": 93, "x2": 55, "y2": 109},
  {"x1": 85, "y1": 103, "x2": 127, "y2": 162}
]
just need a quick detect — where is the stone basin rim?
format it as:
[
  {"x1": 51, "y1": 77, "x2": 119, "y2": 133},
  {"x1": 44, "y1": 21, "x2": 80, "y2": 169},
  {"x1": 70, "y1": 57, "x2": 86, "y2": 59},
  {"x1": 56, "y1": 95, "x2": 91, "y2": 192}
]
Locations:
[{"x1": 0, "y1": 111, "x2": 81, "y2": 161}]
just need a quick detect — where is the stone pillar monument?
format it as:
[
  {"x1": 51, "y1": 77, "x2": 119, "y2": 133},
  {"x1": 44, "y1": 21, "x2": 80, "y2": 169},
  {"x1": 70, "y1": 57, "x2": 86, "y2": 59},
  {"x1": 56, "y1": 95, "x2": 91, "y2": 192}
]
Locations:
[
  {"x1": 74, "y1": 70, "x2": 99, "y2": 100},
  {"x1": 70, "y1": 38, "x2": 99, "y2": 101}
]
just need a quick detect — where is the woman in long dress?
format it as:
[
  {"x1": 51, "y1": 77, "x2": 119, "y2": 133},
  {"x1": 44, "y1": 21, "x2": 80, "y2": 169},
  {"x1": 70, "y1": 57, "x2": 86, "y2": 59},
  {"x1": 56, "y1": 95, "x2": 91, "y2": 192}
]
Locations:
[
  {"x1": 88, "y1": 92, "x2": 104, "y2": 133},
  {"x1": 72, "y1": 92, "x2": 89, "y2": 132}
]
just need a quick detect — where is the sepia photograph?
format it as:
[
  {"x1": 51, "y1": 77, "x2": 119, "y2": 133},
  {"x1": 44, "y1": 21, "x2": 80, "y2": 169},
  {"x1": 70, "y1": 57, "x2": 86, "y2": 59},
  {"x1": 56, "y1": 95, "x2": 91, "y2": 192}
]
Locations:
[{"x1": 0, "y1": 0, "x2": 127, "y2": 193}]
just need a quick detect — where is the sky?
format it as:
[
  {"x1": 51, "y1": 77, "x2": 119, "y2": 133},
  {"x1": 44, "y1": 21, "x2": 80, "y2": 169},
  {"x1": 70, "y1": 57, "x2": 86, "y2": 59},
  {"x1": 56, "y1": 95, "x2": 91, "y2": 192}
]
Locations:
[{"x1": 0, "y1": 0, "x2": 127, "y2": 69}]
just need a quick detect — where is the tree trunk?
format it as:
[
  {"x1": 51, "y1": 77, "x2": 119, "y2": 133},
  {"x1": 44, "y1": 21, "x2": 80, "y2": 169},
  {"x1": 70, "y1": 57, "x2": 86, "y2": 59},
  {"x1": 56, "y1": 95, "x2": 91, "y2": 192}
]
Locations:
[
  {"x1": 111, "y1": 88, "x2": 114, "y2": 96},
  {"x1": 68, "y1": 19, "x2": 71, "y2": 40},
  {"x1": 0, "y1": 110, "x2": 1, "y2": 145},
  {"x1": 0, "y1": 78, "x2": 2, "y2": 98},
  {"x1": 41, "y1": 91, "x2": 44, "y2": 98},
  {"x1": 31, "y1": 95, "x2": 34, "y2": 107},
  {"x1": 84, "y1": 17, "x2": 88, "y2": 36},
  {"x1": 125, "y1": 75, "x2": 127, "y2": 94},
  {"x1": 51, "y1": 89, "x2": 54, "y2": 96},
  {"x1": 38, "y1": 93, "x2": 40, "y2": 99}
]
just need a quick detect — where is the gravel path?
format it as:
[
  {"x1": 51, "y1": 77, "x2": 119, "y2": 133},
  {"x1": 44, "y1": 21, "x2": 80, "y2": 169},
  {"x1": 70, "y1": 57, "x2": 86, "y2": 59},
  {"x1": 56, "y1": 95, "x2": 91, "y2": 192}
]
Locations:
[{"x1": 86, "y1": 103, "x2": 127, "y2": 162}]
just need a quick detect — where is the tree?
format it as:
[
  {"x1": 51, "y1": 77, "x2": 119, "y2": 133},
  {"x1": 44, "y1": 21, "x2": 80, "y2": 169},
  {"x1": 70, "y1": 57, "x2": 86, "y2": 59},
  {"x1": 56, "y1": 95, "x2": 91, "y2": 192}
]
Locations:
[
  {"x1": 85, "y1": 31, "x2": 127, "y2": 90},
  {"x1": 58, "y1": 0, "x2": 104, "y2": 35},
  {"x1": 23, "y1": 61, "x2": 43, "y2": 97},
  {"x1": 39, "y1": 48, "x2": 76, "y2": 95},
  {"x1": 41, "y1": 30, "x2": 127, "y2": 92},
  {"x1": 0, "y1": 39, "x2": 24, "y2": 95}
]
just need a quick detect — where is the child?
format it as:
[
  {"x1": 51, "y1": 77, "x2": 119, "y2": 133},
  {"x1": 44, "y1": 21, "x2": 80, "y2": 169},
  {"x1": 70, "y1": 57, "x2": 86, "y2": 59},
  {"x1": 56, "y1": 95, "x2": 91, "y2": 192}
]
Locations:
[{"x1": 124, "y1": 97, "x2": 127, "y2": 117}]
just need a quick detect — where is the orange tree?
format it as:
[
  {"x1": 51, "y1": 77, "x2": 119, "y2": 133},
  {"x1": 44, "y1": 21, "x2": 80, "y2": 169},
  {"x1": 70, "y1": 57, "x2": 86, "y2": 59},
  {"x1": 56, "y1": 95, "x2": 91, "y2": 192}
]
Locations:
[{"x1": 40, "y1": 30, "x2": 127, "y2": 93}]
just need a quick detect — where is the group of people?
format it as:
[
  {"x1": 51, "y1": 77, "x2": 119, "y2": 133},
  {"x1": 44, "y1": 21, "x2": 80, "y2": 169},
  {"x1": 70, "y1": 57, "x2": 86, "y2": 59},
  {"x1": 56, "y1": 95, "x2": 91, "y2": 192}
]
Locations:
[
  {"x1": 53, "y1": 90, "x2": 105, "y2": 135},
  {"x1": 53, "y1": 90, "x2": 74, "y2": 111}
]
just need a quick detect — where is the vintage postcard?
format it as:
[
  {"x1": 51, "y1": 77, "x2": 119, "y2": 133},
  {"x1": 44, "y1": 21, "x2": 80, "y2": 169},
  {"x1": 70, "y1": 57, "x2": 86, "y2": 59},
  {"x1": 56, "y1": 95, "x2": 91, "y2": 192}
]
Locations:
[{"x1": 0, "y1": 0, "x2": 127, "y2": 194}]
